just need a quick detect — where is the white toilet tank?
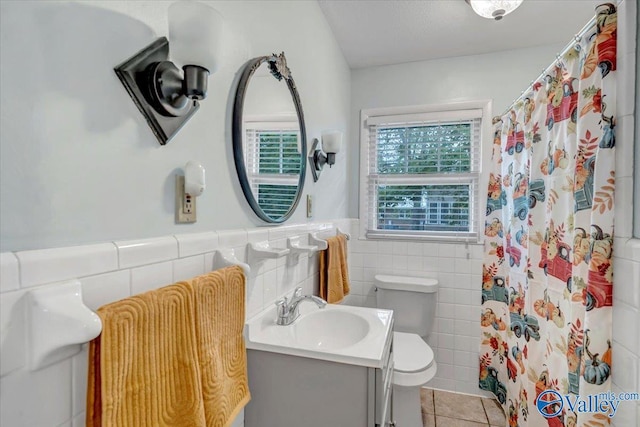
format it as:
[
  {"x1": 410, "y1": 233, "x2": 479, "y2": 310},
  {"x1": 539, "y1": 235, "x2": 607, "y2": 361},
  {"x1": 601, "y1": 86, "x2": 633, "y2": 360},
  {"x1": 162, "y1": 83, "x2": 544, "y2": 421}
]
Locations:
[{"x1": 375, "y1": 275, "x2": 438, "y2": 338}]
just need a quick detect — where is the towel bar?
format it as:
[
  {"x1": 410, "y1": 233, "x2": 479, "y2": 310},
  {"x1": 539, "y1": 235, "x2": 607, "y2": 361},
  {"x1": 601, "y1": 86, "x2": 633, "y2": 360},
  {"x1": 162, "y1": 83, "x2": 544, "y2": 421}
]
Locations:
[
  {"x1": 308, "y1": 228, "x2": 351, "y2": 251},
  {"x1": 212, "y1": 248, "x2": 251, "y2": 276},
  {"x1": 337, "y1": 227, "x2": 351, "y2": 240},
  {"x1": 28, "y1": 280, "x2": 102, "y2": 371},
  {"x1": 26, "y1": 254, "x2": 253, "y2": 373},
  {"x1": 309, "y1": 232, "x2": 329, "y2": 250}
]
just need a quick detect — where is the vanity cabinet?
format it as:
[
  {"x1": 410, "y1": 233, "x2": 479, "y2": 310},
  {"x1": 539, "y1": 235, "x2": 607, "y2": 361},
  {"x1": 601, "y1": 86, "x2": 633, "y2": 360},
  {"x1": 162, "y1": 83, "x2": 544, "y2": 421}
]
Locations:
[{"x1": 245, "y1": 332, "x2": 394, "y2": 427}]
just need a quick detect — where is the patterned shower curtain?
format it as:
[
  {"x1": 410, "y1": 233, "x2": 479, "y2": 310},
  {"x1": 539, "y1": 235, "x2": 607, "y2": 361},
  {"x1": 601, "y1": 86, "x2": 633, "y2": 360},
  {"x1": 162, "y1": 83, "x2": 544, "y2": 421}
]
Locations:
[{"x1": 479, "y1": 3, "x2": 617, "y2": 427}]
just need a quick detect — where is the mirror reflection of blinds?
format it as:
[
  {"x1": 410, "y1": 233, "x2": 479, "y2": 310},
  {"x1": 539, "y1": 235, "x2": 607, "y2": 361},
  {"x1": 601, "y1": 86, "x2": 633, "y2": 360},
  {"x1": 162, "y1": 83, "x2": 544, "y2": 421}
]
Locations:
[
  {"x1": 365, "y1": 112, "x2": 481, "y2": 239},
  {"x1": 244, "y1": 127, "x2": 301, "y2": 220},
  {"x1": 244, "y1": 129, "x2": 301, "y2": 176},
  {"x1": 257, "y1": 184, "x2": 298, "y2": 219}
]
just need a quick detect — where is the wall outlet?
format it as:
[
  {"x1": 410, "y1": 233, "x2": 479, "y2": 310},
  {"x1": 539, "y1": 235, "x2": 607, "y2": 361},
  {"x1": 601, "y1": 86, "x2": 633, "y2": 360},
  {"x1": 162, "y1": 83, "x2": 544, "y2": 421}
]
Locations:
[
  {"x1": 306, "y1": 194, "x2": 313, "y2": 218},
  {"x1": 175, "y1": 175, "x2": 196, "y2": 223}
]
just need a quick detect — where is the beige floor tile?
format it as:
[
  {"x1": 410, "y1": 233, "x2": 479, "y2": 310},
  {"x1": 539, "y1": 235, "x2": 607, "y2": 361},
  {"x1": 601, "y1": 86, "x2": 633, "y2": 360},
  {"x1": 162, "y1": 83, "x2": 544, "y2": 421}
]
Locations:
[
  {"x1": 420, "y1": 387, "x2": 435, "y2": 414},
  {"x1": 435, "y1": 415, "x2": 489, "y2": 427},
  {"x1": 482, "y1": 397, "x2": 506, "y2": 426},
  {"x1": 422, "y1": 413, "x2": 436, "y2": 427},
  {"x1": 434, "y1": 390, "x2": 488, "y2": 424}
]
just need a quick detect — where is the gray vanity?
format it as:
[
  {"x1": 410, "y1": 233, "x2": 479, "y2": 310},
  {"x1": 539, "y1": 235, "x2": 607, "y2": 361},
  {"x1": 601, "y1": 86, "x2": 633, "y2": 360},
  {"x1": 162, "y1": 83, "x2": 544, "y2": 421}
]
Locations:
[{"x1": 243, "y1": 300, "x2": 394, "y2": 427}]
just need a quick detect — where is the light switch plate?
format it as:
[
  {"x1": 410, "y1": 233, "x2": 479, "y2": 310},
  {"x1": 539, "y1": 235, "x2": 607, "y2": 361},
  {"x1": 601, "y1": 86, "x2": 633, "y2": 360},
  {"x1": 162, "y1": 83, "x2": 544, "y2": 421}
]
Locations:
[{"x1": 176, "y1": 175, "x2": 196, "y2": 223}]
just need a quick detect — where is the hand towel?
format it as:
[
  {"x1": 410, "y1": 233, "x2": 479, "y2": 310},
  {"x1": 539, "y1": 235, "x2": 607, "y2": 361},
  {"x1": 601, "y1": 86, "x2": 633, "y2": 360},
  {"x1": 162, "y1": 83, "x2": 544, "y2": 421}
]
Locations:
[
  {"x1": 87, "y1": 283, "x2": 206, "y2": 427},
  {"x1": 87, "y1": 266, "x2": 250, "y2": 427},
  {"x1": 191, "y1": 266, "x2": 251, "y2": 427},
  {"x1": 319, "y1": 234, "x2": 350, "y2": 304}
]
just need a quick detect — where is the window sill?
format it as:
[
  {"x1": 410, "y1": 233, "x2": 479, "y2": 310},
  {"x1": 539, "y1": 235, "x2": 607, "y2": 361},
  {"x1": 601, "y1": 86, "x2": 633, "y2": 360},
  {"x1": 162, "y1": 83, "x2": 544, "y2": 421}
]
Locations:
[{"x1": 364, "y1": 230, "x2": 480, "y2": 244}]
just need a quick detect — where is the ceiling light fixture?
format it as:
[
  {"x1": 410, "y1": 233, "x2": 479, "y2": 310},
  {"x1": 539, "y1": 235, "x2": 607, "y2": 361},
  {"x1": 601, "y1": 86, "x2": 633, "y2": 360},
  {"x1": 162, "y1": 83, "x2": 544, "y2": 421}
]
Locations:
[{"x1": 466, "y1": 0, "x2": 523, "y2": 21}]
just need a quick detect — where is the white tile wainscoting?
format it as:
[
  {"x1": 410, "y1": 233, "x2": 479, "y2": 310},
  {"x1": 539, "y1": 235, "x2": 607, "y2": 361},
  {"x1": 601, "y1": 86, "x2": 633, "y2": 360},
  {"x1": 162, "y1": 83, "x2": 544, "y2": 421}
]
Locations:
[
  {"x1": 0, "y1": 219, "x2": 353, "y2": 427},
  {"x1": 610, "y1": 1, "x2": 640, "y2": 425},
  {"x1": 346, "y1": 233, "x2": 640, "y2": 423},
  {"x1": 611, "y1": 238, "x2": 640, "y2": 427},
  {"x1": 2, "y1": 217, "x2": 639, "y2": 426}
]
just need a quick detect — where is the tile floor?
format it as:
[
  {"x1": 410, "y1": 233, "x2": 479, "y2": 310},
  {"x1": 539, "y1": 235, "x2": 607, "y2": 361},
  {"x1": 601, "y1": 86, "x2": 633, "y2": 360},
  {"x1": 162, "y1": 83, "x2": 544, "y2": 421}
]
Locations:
[{"x1": 421, "y1": 388, "x2": 506, "y2": 427}]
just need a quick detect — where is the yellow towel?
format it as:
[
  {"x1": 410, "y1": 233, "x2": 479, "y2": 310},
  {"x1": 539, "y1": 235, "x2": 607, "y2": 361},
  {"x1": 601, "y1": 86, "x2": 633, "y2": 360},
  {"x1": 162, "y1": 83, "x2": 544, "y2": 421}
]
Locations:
[
  {"x1": 191, "y1": 266, "x2": 251, "y2": 427},
  {"x1": 87, "y1": 266, "x2": 250, "y2": 427},
  {"x1": 87, "y1": 282, "x2": 205, "y2": 426},
  {"x1": 319, "y1": 235, "x2": 350, "y2": 304}
]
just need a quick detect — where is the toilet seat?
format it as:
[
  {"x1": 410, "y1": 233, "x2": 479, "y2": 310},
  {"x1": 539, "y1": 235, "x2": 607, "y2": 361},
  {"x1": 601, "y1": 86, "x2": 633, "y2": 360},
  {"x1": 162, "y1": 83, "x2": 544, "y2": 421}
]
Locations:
[
  {"x1": 392, "y1": 332, "x2": 437, "y2": 387},
  {"x1": 394, "y1": 332, "x2": 434, "y2": 372}
]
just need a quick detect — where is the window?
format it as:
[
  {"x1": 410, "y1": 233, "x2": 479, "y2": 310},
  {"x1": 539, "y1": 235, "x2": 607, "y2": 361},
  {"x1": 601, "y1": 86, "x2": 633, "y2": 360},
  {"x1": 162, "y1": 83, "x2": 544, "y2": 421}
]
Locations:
[
  {"x1": 360, "y1": 103, "x2": 488, "y2": 241},
  {"x1": 244, "y1": 119, "x2": 301, "y2": 219}
]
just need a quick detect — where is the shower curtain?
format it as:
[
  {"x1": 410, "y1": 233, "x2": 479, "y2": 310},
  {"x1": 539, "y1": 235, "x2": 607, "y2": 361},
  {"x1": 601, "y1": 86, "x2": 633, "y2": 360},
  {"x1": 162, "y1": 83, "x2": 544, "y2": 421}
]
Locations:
[{"x1": 479, "y1": 3, "x2": 617, "y2": 427}]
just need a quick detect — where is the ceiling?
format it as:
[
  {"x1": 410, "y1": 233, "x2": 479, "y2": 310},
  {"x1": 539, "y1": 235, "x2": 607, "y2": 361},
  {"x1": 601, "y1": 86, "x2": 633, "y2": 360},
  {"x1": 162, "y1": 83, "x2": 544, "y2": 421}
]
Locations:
[{"x1": 318, "y1": 0, "x2": 602, "y2": 69}]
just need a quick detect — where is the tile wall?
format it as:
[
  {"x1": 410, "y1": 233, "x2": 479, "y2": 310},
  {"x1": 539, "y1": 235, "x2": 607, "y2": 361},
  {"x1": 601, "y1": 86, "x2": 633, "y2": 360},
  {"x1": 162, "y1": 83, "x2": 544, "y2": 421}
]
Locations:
[
  {"x1": 0, "y1": 219, "x2": 353, "y2": 427},
  {"x1": 611, "y1": 239, "x2": 640, "y2": 426},
  {"x1": 344, "y1": 221, "x2": 491, "y2": 397},
  {"x1": 610, "y1": 1, "x2": 640, "y2": 425}
]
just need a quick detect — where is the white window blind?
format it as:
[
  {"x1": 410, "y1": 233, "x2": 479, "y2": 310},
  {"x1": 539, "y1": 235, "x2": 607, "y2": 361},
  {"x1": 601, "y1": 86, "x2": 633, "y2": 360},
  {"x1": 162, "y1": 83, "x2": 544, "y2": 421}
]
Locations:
[
  {"x1": 363, "y1": 109, "x2": 482, "y2": 241},
  {"x1": 244, "y1": 121, "x2": 301, "y2": 219}
]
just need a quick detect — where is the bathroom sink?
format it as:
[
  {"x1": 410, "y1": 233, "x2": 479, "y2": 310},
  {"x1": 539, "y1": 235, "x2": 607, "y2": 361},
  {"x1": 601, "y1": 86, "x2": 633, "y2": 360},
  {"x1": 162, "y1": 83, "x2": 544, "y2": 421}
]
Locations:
[
  {"x1": 292, "y1": 309, "x2": 370, "y2": 350},
  {"x1": 244, "y1": 302, "x2": 393, "y2": 368}
]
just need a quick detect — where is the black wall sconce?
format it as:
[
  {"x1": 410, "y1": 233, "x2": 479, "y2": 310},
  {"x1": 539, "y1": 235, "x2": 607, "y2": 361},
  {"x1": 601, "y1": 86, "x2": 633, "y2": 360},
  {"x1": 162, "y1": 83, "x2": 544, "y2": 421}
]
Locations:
[
  {"x1": 114, "y1": 1, "x2": 223, "y2": 145},
  {"x1": 308, "y1": 131, "x2": 343, "y2": 182}
]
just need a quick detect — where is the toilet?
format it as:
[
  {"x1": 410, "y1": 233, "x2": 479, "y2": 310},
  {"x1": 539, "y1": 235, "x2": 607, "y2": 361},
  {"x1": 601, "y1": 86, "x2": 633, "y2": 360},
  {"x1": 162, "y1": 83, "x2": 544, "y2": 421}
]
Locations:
[{"x1": 375, "y1": 274, "x2": 438, "y2": 427}]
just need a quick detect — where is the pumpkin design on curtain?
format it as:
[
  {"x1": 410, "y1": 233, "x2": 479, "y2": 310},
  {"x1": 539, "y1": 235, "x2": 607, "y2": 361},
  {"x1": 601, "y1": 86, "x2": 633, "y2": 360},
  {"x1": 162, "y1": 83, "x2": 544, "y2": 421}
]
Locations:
[{"x1": 479, "y1": 3, "x2": 616, "y2": 426}]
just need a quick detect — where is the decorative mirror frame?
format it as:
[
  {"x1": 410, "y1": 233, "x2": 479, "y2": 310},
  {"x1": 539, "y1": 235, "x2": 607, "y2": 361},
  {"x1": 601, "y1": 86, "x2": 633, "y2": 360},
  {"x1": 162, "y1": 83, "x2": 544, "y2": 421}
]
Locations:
[{"x1": 232, "y1": 52, "x2": 307, "y2": 223}]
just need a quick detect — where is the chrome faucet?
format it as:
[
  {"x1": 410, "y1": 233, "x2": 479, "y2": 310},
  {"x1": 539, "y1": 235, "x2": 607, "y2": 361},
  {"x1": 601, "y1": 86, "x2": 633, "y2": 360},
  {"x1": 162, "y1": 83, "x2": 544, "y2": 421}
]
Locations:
[{"x1": 275, "y1": 287, "x2": 327, "y2": 325}]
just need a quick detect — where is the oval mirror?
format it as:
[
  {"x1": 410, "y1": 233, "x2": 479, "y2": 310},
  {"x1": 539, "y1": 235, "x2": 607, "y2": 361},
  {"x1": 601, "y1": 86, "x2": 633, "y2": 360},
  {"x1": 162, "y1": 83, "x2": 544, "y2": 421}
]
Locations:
[{"x1": 232, "y1": 52, "x2": 307, "y2": 223}]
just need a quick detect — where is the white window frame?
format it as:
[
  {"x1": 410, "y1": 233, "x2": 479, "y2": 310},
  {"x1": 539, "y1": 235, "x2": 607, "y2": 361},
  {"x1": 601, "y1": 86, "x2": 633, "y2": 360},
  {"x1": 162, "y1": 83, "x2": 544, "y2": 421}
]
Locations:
[{"x1": 359, "y1": 100, "x2": 492, "y2": 243}]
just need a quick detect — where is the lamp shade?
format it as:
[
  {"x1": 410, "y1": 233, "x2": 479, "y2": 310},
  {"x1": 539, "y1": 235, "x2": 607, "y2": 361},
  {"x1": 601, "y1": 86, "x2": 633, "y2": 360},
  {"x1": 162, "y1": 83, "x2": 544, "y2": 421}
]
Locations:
[
  {"x1": 168, "y1": 1, "x2": 224, "y2": 72},
  {"x1": 468, "y1": 0, "x2": 523, "y2": 20},
  {"x1": 322, "y1": 131, "x2": 343, "y2": 154}
]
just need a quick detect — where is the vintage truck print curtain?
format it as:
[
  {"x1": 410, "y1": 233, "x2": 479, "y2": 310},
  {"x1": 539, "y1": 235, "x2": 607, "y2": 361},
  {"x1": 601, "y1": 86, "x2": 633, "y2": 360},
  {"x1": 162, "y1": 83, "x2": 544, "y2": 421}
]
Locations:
[{"x1": 480, "y1": 3, "x2": 617, "y2": 427}]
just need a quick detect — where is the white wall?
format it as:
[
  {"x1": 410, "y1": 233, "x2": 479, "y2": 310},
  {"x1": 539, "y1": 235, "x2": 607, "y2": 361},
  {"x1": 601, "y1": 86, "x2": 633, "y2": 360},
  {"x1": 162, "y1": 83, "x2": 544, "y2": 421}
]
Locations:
[
  {"x1": 611, "y1": 1, "x2": 640, "y2": 426},
  {"x1": 0, "y1": 2, "x2": 354, "y2": 425},
  {"x1": 635, "y1": 0, "x2": 640, "y2": 238},
  {"x1": 349, "y1": 43, "x2": 566, "y2": 217},
  {"x1": 0, "y1": 0, "x2": 351, "y2": 252}
]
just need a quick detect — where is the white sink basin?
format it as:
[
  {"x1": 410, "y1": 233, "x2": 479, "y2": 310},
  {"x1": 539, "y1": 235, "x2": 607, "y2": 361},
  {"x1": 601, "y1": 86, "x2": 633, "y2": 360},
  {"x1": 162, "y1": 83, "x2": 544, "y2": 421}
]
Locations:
[
  {"x1": 292, "y1": 309, "x2": 370, "y2": 350},
  {"x1": 244, "y1": 302, "x2": 393, "y2": 368}
]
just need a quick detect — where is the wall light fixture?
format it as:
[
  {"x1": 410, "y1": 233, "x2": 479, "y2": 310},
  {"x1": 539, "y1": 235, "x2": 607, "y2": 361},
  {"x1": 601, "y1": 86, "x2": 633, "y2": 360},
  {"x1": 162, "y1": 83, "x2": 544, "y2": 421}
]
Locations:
[
  {"x1": 115, "y1": 1, "x2": 223, "y2": 145},
  {"x1": 466, "y1": 0, "x2": 523, "y2": 21},
  {"x1": 309, "y1": 131, "x2": 343, "y2": 182}
]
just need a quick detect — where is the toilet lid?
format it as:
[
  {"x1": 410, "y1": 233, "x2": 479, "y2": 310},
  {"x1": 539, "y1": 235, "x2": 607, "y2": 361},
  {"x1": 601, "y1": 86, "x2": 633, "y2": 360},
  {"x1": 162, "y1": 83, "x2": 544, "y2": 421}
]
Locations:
[
  {"x1": 375, "y1": 274, "x2": 438, "y2": 293},
  {"x1": 393, "y1": 332, "x2": 434, "y2": 373}
]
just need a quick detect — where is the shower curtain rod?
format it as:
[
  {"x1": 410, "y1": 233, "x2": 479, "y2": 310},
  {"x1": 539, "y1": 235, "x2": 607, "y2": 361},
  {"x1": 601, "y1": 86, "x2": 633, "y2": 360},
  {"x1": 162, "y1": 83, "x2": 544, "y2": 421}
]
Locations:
[{"x1": 499, "y1": 11, "x2": 600, "y2": 118}]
